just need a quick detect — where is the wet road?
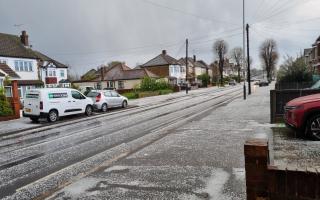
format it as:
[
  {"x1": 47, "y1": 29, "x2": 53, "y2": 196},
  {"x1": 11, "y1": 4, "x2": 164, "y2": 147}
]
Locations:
[
  {"x1": 0, "y1": 86, "x2": 243, "y2": 199},
  {"x1": 44, "y1": 84, "x2": 271, "y2": 200}
]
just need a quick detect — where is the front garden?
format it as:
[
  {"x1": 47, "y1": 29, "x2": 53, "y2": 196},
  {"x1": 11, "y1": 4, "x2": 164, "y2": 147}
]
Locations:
[{"x1": 122, "y1": 77, "x2": 174, "y2": 99}]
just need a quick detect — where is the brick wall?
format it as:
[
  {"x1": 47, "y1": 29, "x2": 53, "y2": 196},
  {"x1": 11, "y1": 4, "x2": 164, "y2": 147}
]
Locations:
[{"x1": 244, "y1": 138, "x2": 320, "y2": 200}]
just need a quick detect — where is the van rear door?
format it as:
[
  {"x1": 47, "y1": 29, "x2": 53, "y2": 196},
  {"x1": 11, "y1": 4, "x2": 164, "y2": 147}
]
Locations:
[{"x1": 24, "y1": 90, "x2": 41, "y2": 116}]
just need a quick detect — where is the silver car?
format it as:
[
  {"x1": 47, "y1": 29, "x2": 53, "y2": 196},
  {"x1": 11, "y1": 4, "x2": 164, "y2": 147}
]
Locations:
[{"x1": 86, "y1": 90, "x2": 128, "y2": 112}]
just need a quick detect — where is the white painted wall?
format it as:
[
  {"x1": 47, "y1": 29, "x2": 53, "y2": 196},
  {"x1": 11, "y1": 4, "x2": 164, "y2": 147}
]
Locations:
[
  {"x1": 169, "y1": 64, "x2": 186, "y2": 84},
  {"x1": 0, "y1": 56, "x2": 38, "y2": 80}
]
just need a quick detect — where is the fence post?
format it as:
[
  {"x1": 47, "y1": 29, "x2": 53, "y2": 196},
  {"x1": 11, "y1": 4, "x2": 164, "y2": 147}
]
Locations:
[
  {"x1": 244, "y1": 138, "x2": 269, "y2": 200},
  {"x1": 270, "y1": 90, "x2": 276, "y2": 123},
  {"x1": 11, "y1": 80, "x2": 20, "y2": 119}
]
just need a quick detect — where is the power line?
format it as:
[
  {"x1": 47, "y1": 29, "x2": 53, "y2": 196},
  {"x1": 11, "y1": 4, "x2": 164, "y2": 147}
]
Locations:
[
  {"x1": 139, "y1": 0, "x2": 238, "y2": 25},
  {"x1": 255, "y1": 0, "x2": 313, "y2": 24}
]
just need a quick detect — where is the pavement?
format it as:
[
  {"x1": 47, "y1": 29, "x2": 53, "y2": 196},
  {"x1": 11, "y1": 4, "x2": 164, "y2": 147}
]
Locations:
[{"x1": 45, "y1": 84, "x2": 273, "y2": 200}]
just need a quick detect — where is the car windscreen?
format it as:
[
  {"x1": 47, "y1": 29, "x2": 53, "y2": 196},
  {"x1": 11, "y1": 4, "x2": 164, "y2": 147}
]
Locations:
[
  {"x1": 311, "y1": 81, "x2": 320, "y2": 89},
  {"x1": 86, "y1": 91, "x2": 99, "y2": 97}
]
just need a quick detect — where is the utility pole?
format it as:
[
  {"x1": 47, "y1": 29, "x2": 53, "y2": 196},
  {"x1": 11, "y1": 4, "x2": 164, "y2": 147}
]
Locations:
[
  {"x1": 185, "y1": 38, "x2": 189, "y2": 94},
  {"x1": 243, "y1": 0, "x2": 246, "y2": 100},
  {"x1": 246, "y1": 23, "x2": 251, "y2": 95}
]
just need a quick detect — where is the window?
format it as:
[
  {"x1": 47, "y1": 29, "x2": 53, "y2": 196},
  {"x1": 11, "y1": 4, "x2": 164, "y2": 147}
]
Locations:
[
  {"x1": 60, "y1": 70, "x2": 65, "y2": 77},
  {"x1": 104, "y1": 91, "x2": 112, "y2": 97},
  {"x1": 107, "y1": 81, "x2": 114, "y2": 88},
  {"x1": 71, "y1": 91, "x2": 84, "y2": 99},
  {"x1": 53, "y1": 70, "x2": 56, "y2": 77},
  {"x1": 118, "y1": 81, "x2": 124, "y2": 89},
  {"x1": 19, "y1": 61, "x2": 23, "y2": 71},
  {"x1": 0, "y1": 59, "x2": 7, "y2": 64},
  {"x1": 14, "y1": 60, "x2": 33, "y2": 72},
  {"x1": 24, "y1": 62, "x2": 28, "y2": 71},
  {"x1": 28, "y1": 62, "x2": 33, "y2": 71},
  {"x1": 5, "y1": 86, "x2": 12, "y2": 97},
  {"x1": 110, "y1": 91, "x2": 119, "y2": 97},
  {"x1": 0, "y1": 79, "x2": 3, "y2": 87},
  {"x1": 14, "y1": 61, "x2": 19, "y2": 71},
  {"x1": 49, "y1": 70, "x2": 53, "y2": 76}
]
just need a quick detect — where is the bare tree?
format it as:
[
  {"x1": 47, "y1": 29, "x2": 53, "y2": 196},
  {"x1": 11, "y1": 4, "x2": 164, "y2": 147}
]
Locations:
[
  {"x1": 230, "y1": 47, "x2": 243, "y2": 83},
  {"x1": 260, "y1": 39, "x2": 279, "y2": 82},
  {"x1": 213, "y1": 40, "x2": 228, "y2": 85}
]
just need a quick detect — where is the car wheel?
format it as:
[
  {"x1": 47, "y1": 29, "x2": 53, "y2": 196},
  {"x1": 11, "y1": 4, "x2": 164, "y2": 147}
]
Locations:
[
  {"x1": 85, "y1": 105, "x2": 93, "y2": 116},
  {"x1": 30, "y1": 117, "x2": 39, "y2": 123},
  {"x1": 122, "y1": 100, "x2": 128, "y2": 108},
  {"x1": 306, "y1": 114, "x2": 320, "y2": 140},
  {"x1": 48, "y1": 110, "x2": 59, "y2": 122},
  {"x1": 101, "y1": 103, "x2": 108, "y2": 112}
]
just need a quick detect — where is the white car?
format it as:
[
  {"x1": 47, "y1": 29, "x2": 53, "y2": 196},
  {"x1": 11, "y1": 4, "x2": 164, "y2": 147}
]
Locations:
[
  {"x1": 86, "y1": 90, "x2": 128, "y2": 112},
  {"x1": 23, "y1": 88, "x2": 94, "y2": 122}
]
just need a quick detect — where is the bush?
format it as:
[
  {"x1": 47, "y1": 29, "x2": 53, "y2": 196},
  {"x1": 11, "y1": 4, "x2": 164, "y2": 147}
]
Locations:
[
  {"x1": 277, "y1": 56, "x2": 313, "y2": 83},
  {"x1": 197, "y1": 74, "x2": 210, "y2": 87},
  {"x1": 122, "y1": 92, "x2": 139, "y2": 99},
  {"x1": 0, "y1": 88, "x2": 13, "y2": 116},
  {"x1": 140, "y1": 77, "x2": 171, "y2": 91}
]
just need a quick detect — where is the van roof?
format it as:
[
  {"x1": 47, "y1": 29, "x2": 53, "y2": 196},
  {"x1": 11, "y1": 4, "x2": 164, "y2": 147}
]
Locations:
[{"x1": 27, "y1": 88, "x2": 75, "y2": 92}]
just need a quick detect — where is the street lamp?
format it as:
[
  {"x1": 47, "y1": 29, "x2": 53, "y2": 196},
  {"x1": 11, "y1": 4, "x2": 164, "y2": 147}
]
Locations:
[{"x1": 243, "y1": 0, "x2": 246, "y2": 100}]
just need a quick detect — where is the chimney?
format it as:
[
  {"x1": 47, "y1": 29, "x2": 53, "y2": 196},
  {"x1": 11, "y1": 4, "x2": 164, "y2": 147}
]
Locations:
[
  {"x1": 162, "y1": 50, "x2": 167, "y2": 55},
  {"x1": 193, "y1": 55, "x2": 196, "y2": 62},
  {"x1": 20, "y1": 30, "x2": 29, "y2": 46}
]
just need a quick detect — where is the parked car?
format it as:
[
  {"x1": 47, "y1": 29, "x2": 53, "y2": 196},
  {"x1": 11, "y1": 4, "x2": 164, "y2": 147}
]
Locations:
[
  {"x1": 180, "y1": 83, "x2": 191, "y2": 90},
  {"x1": 23, "y1": 88, "x2": 93, "y2": 122},
  {"x1": 229, "y1": 80, "x2": 236, "y2": 86},
  {"x1": 259, "y1": 80, "x2": 269, "y2": 87},
  {"x1": 284, "y1": 93, "x2": 320, "y2": 140},
  {"x1": 86, "y1": 90, "x2": 128, "y2": 112}
]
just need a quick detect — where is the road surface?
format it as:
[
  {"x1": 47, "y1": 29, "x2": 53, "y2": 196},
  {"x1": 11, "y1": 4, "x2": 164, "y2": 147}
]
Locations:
[{"x1": 0, "y1": 86, "x2": 244, "y2": 199}]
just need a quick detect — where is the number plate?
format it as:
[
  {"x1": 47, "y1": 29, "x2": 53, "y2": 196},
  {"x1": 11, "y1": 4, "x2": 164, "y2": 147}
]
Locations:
[{"x1": 25, "y1": 108, "x2": 31, "y2": 113}]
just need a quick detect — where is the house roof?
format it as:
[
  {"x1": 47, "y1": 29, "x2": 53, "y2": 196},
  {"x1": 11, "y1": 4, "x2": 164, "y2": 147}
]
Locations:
[
  {"x1": 104, "y1": 68, "x2": 159, "y2": 81},
  {"x1": 195, "y1": 60, "x2": 209, "y2": 69},
  {"x1": 0, "y1": 33, "x2": 38, "y2": 59},
  {"x1": 178, "y1": 57, "x2": 196, "y2": 66},
  {"x1": 0, "y1": 71, "x2": 5, "y2": 77},
  {"x1": 0, "y1": 64, "x2": 20, "y2": 78},
  {"x1": 33, "y1": 50, "x2": 68, "y2": 68},
  {"x1": 142, "y1": 50, "x2": 179, "y2": 67},
  {"x1": 0, "y1": 32, "x2": 68, "y2": 68}
]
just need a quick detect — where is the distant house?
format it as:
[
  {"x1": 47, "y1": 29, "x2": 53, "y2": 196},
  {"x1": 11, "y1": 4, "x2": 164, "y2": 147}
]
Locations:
[
  {"x1": 81, "y1": 69, "x2": 97, "y2": 81},
  {"x1": 304, "y1": 36, "x2": 320, "y2": 72},
  {"x1": 178, "y1": 55, "x2": 209, "y2": 85},
  {"x1": 74, "y1": 62, "x2": 159, "y2": 91},
  {"x1": 0, "y1": 31, "x2": 69, "y2": 97},
  {"x1": 141, "y1": 50, "x2": 185, "y2": 85},
  {"x1": 32, "y1": 51, "x2": 69, "y2": 88}
]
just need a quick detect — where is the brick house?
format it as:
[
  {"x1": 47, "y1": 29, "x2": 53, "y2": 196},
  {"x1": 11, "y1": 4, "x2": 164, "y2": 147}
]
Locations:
[
  {"x1": 0, "y1": 31, "x2": 69, "y2": 97},
  {"x1": 141, "y1": 50, "x2": 185, "y2": 85},
  {"x1": 74, "y1": 62, "x2": 158, "y2": 91}
]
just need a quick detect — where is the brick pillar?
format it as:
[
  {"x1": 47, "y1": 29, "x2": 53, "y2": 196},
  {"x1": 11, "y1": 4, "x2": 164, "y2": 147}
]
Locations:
[
  {"x1": 244, "y1": 138, "x2": 269, "y2": 200},
  {"x1": 11, "y1": 80, "x2": 20, "y2": 118}
]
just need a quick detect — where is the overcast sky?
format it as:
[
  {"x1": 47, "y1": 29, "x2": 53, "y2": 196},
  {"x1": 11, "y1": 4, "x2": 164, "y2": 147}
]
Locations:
[{"x1": 1, "y1": 0, "x2": 320, "y2": 75}]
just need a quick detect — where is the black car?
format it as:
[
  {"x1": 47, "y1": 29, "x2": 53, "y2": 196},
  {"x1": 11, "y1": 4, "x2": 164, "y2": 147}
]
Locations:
[{"x1": 259, "y1": 81, "x2": 269, "y2": 87}]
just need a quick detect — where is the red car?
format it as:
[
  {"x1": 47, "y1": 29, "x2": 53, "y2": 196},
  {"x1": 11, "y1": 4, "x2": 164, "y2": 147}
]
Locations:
[{"x1": 284, "y1": 93, "x2": 320, "y2": 140}]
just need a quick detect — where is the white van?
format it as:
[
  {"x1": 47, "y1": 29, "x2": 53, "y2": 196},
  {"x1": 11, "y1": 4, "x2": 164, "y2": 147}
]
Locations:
[{"x1": 23, "y1": 88, "x2": 94, "y2": 122}]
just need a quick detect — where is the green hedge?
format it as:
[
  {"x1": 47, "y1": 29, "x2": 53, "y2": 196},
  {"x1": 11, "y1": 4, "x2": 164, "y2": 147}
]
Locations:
[{"x1": 0, "y1": 88, "x2": 13, "y2": 116}]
